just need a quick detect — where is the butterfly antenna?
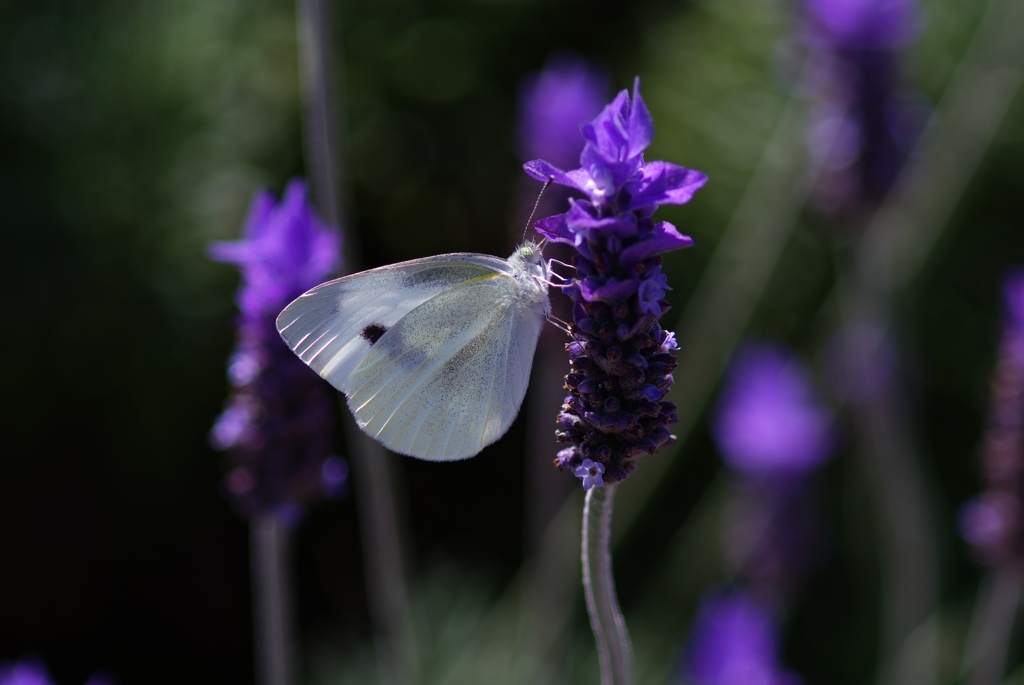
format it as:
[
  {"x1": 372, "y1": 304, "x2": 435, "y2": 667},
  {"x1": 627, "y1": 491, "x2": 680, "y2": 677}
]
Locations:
[{"x1": 522, "y1": 175, "x2": 555, "y2": 242}]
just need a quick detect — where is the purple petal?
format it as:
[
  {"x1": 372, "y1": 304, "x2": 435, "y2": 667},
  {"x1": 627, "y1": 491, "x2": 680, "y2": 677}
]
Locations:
[
  {"x1": 626, "y1": 78, "x2": 654, "y2": 158},
  {"x1": 633, "y1": 161, "x2": 708, "y2": 208},
  {"x1": 207, "y1": 239, "x2": 255, "y2": 265},
  {"x1": 564, "y1": 201, "x2": 637, "y2": 239},
  {"x1": 638, "y1": 273, "x2": 671, "y2": 315},
  {"x1": 574, "y1": 459, "x2": 594, "y2": 477},
  {"x1": 620, "y1": 221, "x2": 694, "y2": 263},
  {"x1": 241, "y1": 189, "x2": 278, "y2": 241},
  {"x1": 581, "y1": 90, "x2": 631, "y2": 161},
  {"x1": 523, "y1": 159, "x2": 586, "y2": 193},
  {"x1": 579, "y1": 277, "x2": 639, "y2": 303},
  {"x1": 534, "y1": 212, "x2": 574, "y2": 244}
]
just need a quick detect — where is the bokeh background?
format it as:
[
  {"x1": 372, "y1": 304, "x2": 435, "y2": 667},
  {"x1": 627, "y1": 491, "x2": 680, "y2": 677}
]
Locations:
[{"x1": 2, "y1": 0, "x2": 1023, "y2": 683}]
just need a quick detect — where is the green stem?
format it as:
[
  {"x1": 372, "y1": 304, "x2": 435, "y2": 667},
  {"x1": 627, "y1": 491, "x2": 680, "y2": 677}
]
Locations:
[{"x1": 582, "y1": 484, "x2": 633, "y2": 685}]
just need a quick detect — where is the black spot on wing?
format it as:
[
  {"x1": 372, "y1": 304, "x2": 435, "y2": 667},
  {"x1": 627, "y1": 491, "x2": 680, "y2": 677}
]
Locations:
[{"x1": 361, "y1": 323, "x2": 388, "y2": 346}]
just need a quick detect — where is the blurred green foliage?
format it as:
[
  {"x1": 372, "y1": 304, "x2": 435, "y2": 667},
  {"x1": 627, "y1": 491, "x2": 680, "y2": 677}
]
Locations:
[{"x1": 1, "y1": 0, "x2": 1022, "y2": 682}]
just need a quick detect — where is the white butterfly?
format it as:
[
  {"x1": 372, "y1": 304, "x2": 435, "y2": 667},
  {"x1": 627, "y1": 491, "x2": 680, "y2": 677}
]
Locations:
[{"x1": 276, "y1": 242, "x2": 553, "y2": 461}]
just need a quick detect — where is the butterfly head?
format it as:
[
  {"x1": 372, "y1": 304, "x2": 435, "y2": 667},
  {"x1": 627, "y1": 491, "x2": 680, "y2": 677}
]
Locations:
[
  {"x1": 508, "y1": 240, "x2": 552, "y2": 306},
  {"x1": 511, "y1": 240, "x2": 549, "y2": 277},
  {"x1": 516, "y1": 239, "x2": 544, "y2": 263}
]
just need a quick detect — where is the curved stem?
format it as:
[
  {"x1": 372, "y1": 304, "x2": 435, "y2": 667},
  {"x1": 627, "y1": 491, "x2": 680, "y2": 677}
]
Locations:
[{"x1": 582, "y1": 484, "x2": 634, "y2": 685}]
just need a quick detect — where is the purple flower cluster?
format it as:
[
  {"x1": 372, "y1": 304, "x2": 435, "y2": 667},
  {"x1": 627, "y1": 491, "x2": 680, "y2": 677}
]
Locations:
[
  {"x1": 803, "y1": 0, "x2": 922, "y2": 212},
  {"x1": 713, "y1": 343, "x2": 834, "y2": 600},
  {"x1": 682, "y1": 590, "x2": 803, "y2": 685},
  {"x1": 959, "y1": 269, "x2": 1024, "y2": 568},
  {"x1": 524, "y1": 80, "x2": 707, "y2": 485},
  {"x1": 209, "y1": 180, "x2": 347, "y2": 520}
]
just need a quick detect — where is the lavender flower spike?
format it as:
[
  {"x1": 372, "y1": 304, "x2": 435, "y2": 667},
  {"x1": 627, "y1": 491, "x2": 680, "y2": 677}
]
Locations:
[
  {"x1": 959, "y1": 268, "x2": 1024, "y2": 567},
  {"x1": 209, "y1": 180, "x2": 346, "y2": 520},
  {"x1": 525, "y1": 79, "x2": 707, "y2": 485}
]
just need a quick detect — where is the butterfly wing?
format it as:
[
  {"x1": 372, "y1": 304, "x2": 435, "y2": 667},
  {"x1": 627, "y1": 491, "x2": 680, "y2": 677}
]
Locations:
[
  {"x1": 277, "y1": 253, "x2": 510, "y2": 392},
  {"x1": 277, "y1": 253, "x2": 545, "y2": 460},
  {"x1": 345, "y1": 272, "x2": 544, "y2": 460}
]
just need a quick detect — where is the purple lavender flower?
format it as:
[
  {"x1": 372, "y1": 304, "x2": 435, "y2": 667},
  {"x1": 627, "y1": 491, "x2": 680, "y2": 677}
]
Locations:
[
  {"x1": 803, "y1": 0, "x2": 923, "y2": 212},
  {"x1": 575, "y1": 458, "x2": 606, "y2": 490},
  {"x1": 209, "y1": 180, "x2": 346, "y2": 520},
  {"x1": 713, "y1": 343, "x2": 835, "y2": 478},
  {"x1": 518, "y1": 55, "x2": 608, "y2": 170},
  {"x1": 959, "y1": 269, "x2": 1024, "y2": 567},
  {"x1": 683, "y1": 590, "x2": 803, "y2": 685},
  {"x1": 524, "y1": 80, "x2": 707, "y2": 485}
]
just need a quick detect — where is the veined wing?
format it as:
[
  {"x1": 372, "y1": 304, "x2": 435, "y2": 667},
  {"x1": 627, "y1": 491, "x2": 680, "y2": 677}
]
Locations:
[
  {"x1": 345, "y1": 271, "x2": 544, "y2": 460},
  {"x1": 276, "y1": 253, "x2": 511, "y2": 392}
]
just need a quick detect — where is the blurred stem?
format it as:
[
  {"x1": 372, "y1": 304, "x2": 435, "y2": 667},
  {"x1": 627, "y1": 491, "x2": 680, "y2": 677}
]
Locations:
[
  {"x1": 251, "y1": 516, "x2": 295, "y2": 685},
  {"x1": 961, "y1": 566, "x2": 1023, "y2": 685},
  {"x1": 295, "y1": 1, "x2": 418, "y2": 682},
  {"x1": 830, "y1": 0, "x2": 1024, "y2": 679},
  {"x1": 347, "y1": 428, "x2": 419, "y2": 684},
  {"x1": 295, "y1": 0, "x2": 358, "y2": 272},
  {"x1": 836, "y1": 263, "x2": 940, "y2": 685},
  {"x1": 582, "y1": 484, "x2": 634, "y2": 685},
  {"x1": 849, "y1": 0, "x2": 1024, "y2": 288}
]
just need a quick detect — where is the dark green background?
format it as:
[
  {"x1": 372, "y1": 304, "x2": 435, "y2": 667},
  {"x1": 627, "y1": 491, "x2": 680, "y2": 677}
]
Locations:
[{"x1": 1, "y1": 0, "x2": 1021, "y2": 683}]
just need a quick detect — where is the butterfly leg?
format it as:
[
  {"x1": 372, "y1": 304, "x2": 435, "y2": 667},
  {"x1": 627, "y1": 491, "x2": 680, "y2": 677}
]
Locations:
[{"x1": 545, "y1": 312, "x2": 573, "y2": 336}]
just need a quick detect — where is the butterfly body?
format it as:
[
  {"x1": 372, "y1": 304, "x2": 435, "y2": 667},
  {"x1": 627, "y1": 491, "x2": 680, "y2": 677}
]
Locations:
[{"x1": 277, "y1": 242, "x2": 551, "y2": 460}]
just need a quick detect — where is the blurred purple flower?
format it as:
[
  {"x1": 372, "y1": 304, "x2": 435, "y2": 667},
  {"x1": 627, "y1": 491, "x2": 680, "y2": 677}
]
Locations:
[
  {"x1": 0, "y1": 660, "x2": 113, "y2": 685},
  {"x1": 805, "y1": 0, "x2": 919, "y2": 50},
  {"x1": 0, "y1": 661, "x2": 51, "y2": 685},
  {"x1": 714, "y1": 344, "x2": 835, "y2": 478},
  {"x1": 683, "y1": 590, "x2": 803, "y2": 685},
  {"x1": 517, "y1": 55, "x2": 608, "y2": 169},
  {"x1": 209, "y1": 180, "x2": 346, "y2": 520},
  {"x1": 525, "y1": 80, "x2": 707, "y2": 484},
  {"x1": 802, "y1": 0, "x2": 924, "y2": 212},
  {"x1": 959, "y1": 268, "x2": 1024, "y2": 566}
]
